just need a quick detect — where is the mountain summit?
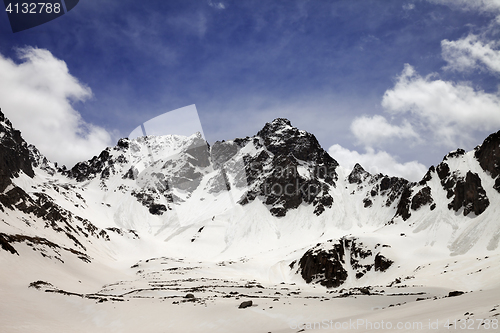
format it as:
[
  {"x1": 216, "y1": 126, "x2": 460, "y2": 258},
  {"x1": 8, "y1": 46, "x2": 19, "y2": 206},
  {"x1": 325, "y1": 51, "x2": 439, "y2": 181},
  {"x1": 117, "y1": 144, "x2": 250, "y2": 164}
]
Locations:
[
  {"x1": 1, "y1": 110, "x2": 500, "y2": 332},
  {"x1": 1, "y1": 111, "x2": 499, "y2": 257}
]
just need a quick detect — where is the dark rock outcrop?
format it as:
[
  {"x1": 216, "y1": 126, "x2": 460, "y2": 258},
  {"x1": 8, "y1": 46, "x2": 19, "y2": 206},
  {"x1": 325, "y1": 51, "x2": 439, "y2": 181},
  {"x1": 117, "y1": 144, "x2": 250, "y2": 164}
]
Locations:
[
  {"x1": 67, "y1": 149, "x2": 113, "y2": 182},
  {"x1": 495, "y1": 178, "x2": 500, "y2": 193},
  {"x1": 374, "y1": 253, "x2": 393, "y2": 272},
  {"x1": 257, "y1": 119, "x2": 338, "y2": 169},
  {"x1": 28, "y1": 145, "x2": 57, "y2": 175},
  {"x1": 295, "y1": 237, "x2": 393, "y2": 288},
  {"x1": 0, "y1": 232, "x2": 91, "y2": 262},
  {"x1": 0, "y1": 232, "x2": 19, "y2": 255},
  {"x1": 474, "y1": 130, "x2": 500, "y2": 179},
  {"x1": 0, "y1": 184, "x2": 111, "y2": 252},
  {"x1": 365, "y1": 174, "x2": 411, "y2": 212},
  {"x1": 297, "y1": 240, "x2": 348, "y2": 288},
  {"x1": 131, "y1": 190, "x2": 172, "y2": 216},
  {"x1": 411, "y1": 186, "x2": 434, "y2": 211},
  {"x1": 0, "y1": 109, "x2": 35, "y2": 192},
  {"x1": 475, "y1": 130, "x2": 500, "y2": 193},
  {"x1": 445, "y1": 149, "x2": 466, "y2": 160},
  {"x1": 394, "y1": 185, "x2": 412, "y2": 221},
  {"x1": 238, "y1": 119, "x2": 339, "y2": 217},
  {"x1": 435, "y1": 155, "x2": 490, "y2": 216},
  {"x1": 449, "y1": 171, "x2": 489, "y2": 216},
  {"x1": 436, "y1": 161, "x2": 456, "y2": 199},
  {"x1": 238, "y1": 300, "x2": 253, "y2": 309},
  {"x1": 448, "y1": 291, "x2": 464, "y2": 297},
  {"x1": 419, "y1": 165, "x2": 435, "y2": 185},
  {"x1": 348, "y1": 163, "x2": 370, "y2": 185}
]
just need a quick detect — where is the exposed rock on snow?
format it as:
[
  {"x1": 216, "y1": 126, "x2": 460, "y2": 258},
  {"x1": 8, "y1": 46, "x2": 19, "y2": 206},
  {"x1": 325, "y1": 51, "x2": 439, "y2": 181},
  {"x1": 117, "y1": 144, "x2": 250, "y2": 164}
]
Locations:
[
  {"x1": 449, "y1": 171, "x2": 490, "y2": 216},
  {"x1": 348, "y1": 163, "x2": 370, "y2": 185},
  {"x1": 238, "y1": 300, "x2": 253, "y2": 309},
  {"x1": 0, "y1": 108, "x2": 499, "y2": 292},
  {"x1": 0, "y1": 110, "x2": 34, "y2": 192},
  {"x1": 235, "y1": 118, "x2": 338, "y2": 217},
  {"x1": 293, "y1": 237, "x2": 393, "y2": 288},
  {"x1": 1, "y1": 108, "x2": 500, "y2": 332},
  {"x1": 410, "y1": 186, "x2": 434, "y2": 211},
  {"x1": 475, "y1": 130, "x2": 500, "y2": 179}
]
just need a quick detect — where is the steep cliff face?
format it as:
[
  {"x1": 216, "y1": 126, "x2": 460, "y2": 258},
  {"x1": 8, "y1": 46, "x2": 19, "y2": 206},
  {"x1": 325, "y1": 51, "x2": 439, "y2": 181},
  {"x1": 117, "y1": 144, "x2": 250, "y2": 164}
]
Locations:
[
  {"x1": 230, "y1": 118, "x2": 338, "y2": 217},
  {"x1": 448, "y1": 171, "x2": 489, "y2": 216},
  {"x1": 0, "y1": 109, "x2": 34, "y2": 192},
  {"x1": 474, "y1": 130, "x2": 500, "y2": 193}
]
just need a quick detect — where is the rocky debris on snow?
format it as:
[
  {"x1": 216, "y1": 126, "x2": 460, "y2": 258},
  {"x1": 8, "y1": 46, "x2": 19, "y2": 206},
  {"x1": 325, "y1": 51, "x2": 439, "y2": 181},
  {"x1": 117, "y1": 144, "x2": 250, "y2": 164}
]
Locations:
[
  {"x1": 448, "y1": 291, "x2": 465, "y2": 297},
  {"x1": 238, "y1": 300, "x2": 253, "y2": 309},
  {"x1": 0, "y1": 232, "x2": 18, "y2": 255},
  {"x1": 0, "y1": 232, "x2": 91, "y2": 262},
  {"x1": 28, "y1": 280, "x2": 54, "y2": 290}
]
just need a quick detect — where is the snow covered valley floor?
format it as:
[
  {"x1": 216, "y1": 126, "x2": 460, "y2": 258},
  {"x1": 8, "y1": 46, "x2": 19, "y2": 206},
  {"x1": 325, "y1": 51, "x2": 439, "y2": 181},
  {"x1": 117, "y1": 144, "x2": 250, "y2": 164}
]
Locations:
[{"x1": 2, "y1": 249, "x2": 499, "y2": 333}]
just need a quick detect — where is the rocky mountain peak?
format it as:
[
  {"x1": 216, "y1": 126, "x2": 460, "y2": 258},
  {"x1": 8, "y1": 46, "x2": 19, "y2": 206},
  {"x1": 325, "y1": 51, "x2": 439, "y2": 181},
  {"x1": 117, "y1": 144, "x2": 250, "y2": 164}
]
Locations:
[
  {"x1": 255, "y1": 118, "x2": 338, "y2": 167},
  {"x1": 28, "y1": 144, "x2": 57, "y2": 175},
  {"x1": 256, "y1": 118, "x2": 293, "y2": 137},
  {"x1": 1, "y1": 110, "x2": 500, "y2": 299},
  {"x1": 232, "y1": 119, "x2": 341, "y2": 216},
  {"x1": 348, "y1": 163, "x2": 371, "y2": 185},
  {"x1": 443, "y1": 148, "x2": 466, "y2": 160}
]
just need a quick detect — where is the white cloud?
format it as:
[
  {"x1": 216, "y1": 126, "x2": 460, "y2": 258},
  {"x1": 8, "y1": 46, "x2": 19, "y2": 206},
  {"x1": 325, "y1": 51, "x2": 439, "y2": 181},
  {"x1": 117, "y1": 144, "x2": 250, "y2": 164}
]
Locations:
[
  {"x1": 427, "y1": 0, "x2": 500, "y2": 14},
  {"x1": 328, "y1": 144, "x2": 427, "y2": 182},
  {"x1": 0, "y1": 47, "x2": 113, "y2": 167},
  {"x1": 208, "y1": 1, "x2": 225, "y2": 10},
  {"x1": 403, "y1": 3, "x2": 415, "y2": 11},
  {"x1": 442, "y1": 34, "x2": 500, "y2": 74},
  {"x1": 350, "y1": 115, "x2": 420, "y2": 148},
  {"x1": 382, "y1": 64, "x2": 500, "y2": 147},
  {"x1": 338, "y1": 0, "x2": 500, "y2": 181},
  {"x1": 427, "y1": 0, "x2": 500, "y2": 75}
]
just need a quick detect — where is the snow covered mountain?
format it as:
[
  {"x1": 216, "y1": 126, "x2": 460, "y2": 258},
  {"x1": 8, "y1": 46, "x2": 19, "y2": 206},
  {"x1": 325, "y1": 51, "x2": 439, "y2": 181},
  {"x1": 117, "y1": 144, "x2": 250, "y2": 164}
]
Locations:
[{"x1": 1, "y1": 109, "x2": 500, "y2": 332}]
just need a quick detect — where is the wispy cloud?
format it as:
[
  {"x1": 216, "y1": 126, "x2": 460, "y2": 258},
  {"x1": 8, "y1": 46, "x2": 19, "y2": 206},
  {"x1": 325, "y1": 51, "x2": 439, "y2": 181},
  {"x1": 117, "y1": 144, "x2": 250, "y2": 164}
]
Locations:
[
  {"x1": 403, "y1": 3, "x2": 415, "y2": 11},
  {"x1": 208, "y1": 1, "x2": 225, "y2": 10},
  {"x1": 427, "y1": 0, "x2": 500, "y2": 15}
]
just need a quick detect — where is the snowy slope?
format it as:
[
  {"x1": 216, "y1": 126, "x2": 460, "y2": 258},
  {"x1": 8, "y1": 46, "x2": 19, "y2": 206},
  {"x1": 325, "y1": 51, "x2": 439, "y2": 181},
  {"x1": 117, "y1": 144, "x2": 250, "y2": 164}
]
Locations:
[{"x1": 1, "y1": 110, "x2": 500, "y2": 332}]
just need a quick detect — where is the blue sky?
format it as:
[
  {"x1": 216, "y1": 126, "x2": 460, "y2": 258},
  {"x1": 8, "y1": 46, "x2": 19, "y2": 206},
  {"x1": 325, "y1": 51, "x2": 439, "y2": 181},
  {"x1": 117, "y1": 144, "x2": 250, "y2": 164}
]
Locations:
[{"x1": 1, "y1": 0, "x2": 499, "y2": 180}]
